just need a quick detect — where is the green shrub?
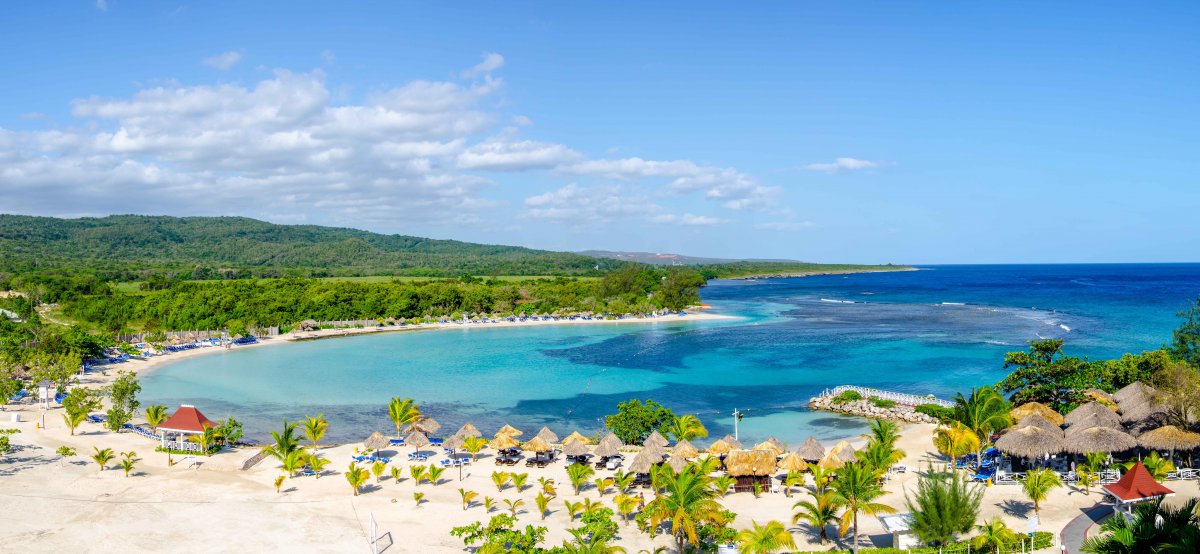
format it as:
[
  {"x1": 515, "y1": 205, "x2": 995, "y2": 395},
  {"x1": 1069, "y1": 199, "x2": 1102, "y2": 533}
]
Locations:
[
  {"x1": 793, "y1": 531, "x2": 1051, "y2": 553},
  {"x1": 916, "y1": 403, "x2": 955, "y2": 421},
  {"x1": 870, "y1": 396, "x2": 897, "y2": 409},
  {"x1": 831, "y1": 390, "x2": 863, "y2": 403}
]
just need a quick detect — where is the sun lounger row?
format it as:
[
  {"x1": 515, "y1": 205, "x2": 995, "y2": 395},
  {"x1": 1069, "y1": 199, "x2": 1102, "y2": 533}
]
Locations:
[
  {"x1": 406, "y1": 453, "x2": 428, "y2": 462},
  {"x1": 439, "y1": 458, "x2": 472, "y2": 467},
  {"x1": 353, "y1": 455, "x2": 390, "y2": 464}
]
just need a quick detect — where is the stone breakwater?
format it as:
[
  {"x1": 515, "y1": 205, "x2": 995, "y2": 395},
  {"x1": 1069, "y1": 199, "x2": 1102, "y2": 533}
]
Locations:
[{"x1": 808, "y1": 396, "x2": 939, "y2": 424}]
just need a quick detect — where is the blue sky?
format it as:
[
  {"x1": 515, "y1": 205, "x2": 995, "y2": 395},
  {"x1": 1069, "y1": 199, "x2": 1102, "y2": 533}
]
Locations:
[{"x1": 1, "y1": 2, "x2": 1197, "y2": 263}]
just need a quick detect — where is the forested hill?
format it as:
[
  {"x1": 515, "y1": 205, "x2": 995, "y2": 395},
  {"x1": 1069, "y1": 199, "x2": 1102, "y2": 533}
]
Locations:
[{"x1": 0, "y1": 214, "x2": 618, "y2": 278}]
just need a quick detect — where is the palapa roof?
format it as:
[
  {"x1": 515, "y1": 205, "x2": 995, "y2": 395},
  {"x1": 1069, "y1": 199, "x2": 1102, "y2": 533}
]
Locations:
[
  {"x1": 1120, "y1": 401, "x2": 1168, "y2": 423},
  {"x1": 720, "y1": 434, "x2": 743, "y2": 449},
  {"x1": 1064, "y1": 402, "x2": 1119, "y2": 426},
  {"x1": 443, "y1": 434, "x2": 465, "y2": 450},
  {"x1": 817, "y1": 451, "x2": 845, "y2": 470},
  {"x1": 534, "y1": 426, "x2": 559, "y2": 444},
  {"x1": 1063, "y1": 426, "x2": 1137, "y2": 454},
  {"x1": 1017, "y1": 414, "x2": 1063, "y2": 433},
  {"x1": 1066, "y1": 410, "x2": 1123, "y2": 433},
  {"x1": 598, "y1": 432, "x2": 624, "y2": 448},
  {"x1": 796, "y1": 436, "x2": 825, "y2": 462},
  {"x1": 157, "y1": 405, "x2": 217, "y2": 434},
  {"x1": 1011, "y1": 402, "x2": 1065, "y2": 426},
  {"x1": 1104, "y1": 462, "x2": 1174, "y2": 503},
  {"x1": 764, "y1": 436, "x2": 787, "y2": 452},
  {"x1": 404, "y1": 431, "x2": 431, "y2": 448},
  {"x1": 753, "y1": 439, "x2": 785, "y2": 457},
  {"x1": 363, "y1": 431, "x2": 389, "y2": 451},
  {"x1": 1137, "y1": 425, "x2": 1200, "y2": 451},
  {"x1": 778, "y1": 452, "x2": 807, "y2": 473},
  {"x1": 644, "y1": 430, "x2": 669, "y2": 448},
  {"x1": 672, "y1": 439, "x2": 700, "y2": 459},
  {"x1": 408, "y1": 416, "x2": 440, "y2": 435},
  {"x1": 456, "y1": 423, "x2": 482, "y2": 438},
  {"x1": 996, "y1": 426, "x2": 1064, "y2": 458},
  {"x1": 1113, "y1": 381, "x2": 1156, "y2": 404},
  {"x1": 627, "y1": 450, "x2": 659, "y2": 474},
  {"x1": 665, "y1": 454, "x2": 688, "y2": 472},
  {"x1": 490, "y1": 433, "x2": 520, "y2": 450},
  {"x1": 496, "y1": 424, "x2": 523, "y2": 437},
  {"x1": 522, "y1": 436, "x2": 553, "y2": 453},
  {"x1": 640, "y1": 442, "x2": 668, "y2": 461},
  {"x1": 592, "y1": 441, "x2": 620, "y2": 458},
  {"x1": 837, "y1": 446, "x2": 858, "y2": 463},
  {"x1": 562, "y1": 431, "x2": 591, "y2": 446},
  {"x1": 707, "y1": 439, "x2": 734, "y2": 455},
  {"x1": 724, "y1": 449, "x2": 777, "y2": 477},
  {"x1": 562, "y1": 440, "x2": 590, "y2": 457}
]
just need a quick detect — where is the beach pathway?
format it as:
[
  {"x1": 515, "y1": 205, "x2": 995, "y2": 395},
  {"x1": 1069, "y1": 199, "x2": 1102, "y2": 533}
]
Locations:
[{"x1": 1060, "y1": 503, "x2": 1110, "y2": 553}]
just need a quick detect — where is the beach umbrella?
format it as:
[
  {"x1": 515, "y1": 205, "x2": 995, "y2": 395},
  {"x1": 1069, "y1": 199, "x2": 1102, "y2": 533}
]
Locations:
[
  {"x1": 837, "y1": 446, "x2": 858, "y2": 464},
  {"x1": 628, "y1": 450, "x2": 657, "y2": 474},
  {"x1": 817, "y1": 451, "x2": 845, "y2": 470},
  {"x1": 707, "y1": 439, "x2": 734, "y2": 456},
  {"x1": 563, "y1": 431, "x2": 592, "y2": 446},
  {"x1": 598, "y1": 432, "x2": 624, "y2": 448},
  {"x1": 672, "y1": 439, "x2": 700, "y2": 459},
  {"x1": 404, "y1": 431, "x2": 431, "y2": 453},
  {"x1": 1064, "y1": 402, "x2": 1119, "y2": 426},
  {"x1": 455, "y1": 423, "x2": 482, "y2": 438},
  {"x1": 1113, "y1": 381, "x2": 1156, "y2": 404},
  {"x1": 639, "y1": 442, "x2": 668, "y2": 462},
  {"x1": 522, "y1": 436, "x2": 553, "y2": 453},
  {"x1": 593, "y1": 441, "x2": 620, "y2": 458},
  {"x1": 1066, "y1": 411, "x2": 1123, "y2": 433},
  {"x1": 1138, "y1": 425, "x2": 1200, "y2": 452},
  {"x1": 644, "y1": 430, "x2": 669, "y2": 448},
  {"x1": 796, "y1": 436, "x2": 825, "y2": 462},
  {"x1": 720, "y1": 434, "x2": 743, "y2": 450},
  {"x1": 665, "y1": 454, "x2": 688, "y2": 473},
  {"x1": 563, "y1": 440, "x2": 590, "y2": 457},
  {"x1": 363, "y1": 432, "x2": 389, "y2": 452},
  {"x1": 496, "y1": 424, "x2": 523, "y2": 438},
  {"x1": 409, "y1": 416, "x2": 441, "y2": 435},
  {"x1": 534, "y1": 426, "x2": 559, "y2": 444},
  {"x1": 1120, "y1": 402, "x2": 1168, "y2": 424},
  {"x1": 1063, "y1": 426, "x2": 1137, "y2": 455},
  {"x1": 443, "y1": 434, "x2": 465, "y2": 451},
  {"x1": 778, "y1": 452, "x2": 807, "y2": 473},
  {"x1": 1017, "y1": 414, "x2": 1063, "y2": 433},
  {"x1": 995, "y1": 426, "x2": 1064, "y2": 459},
  {"x1": 491, "y1": 433, "x2": 520, "y2": 450},
  {"x1": 765, "y1": 436, "x2": 788, "y2": 452},
  {"x1": 753, "y1": 440, "x2": 785, "y2": 457},
  {"x1": 1011, "y1": 402, "x2": 1065, "y2": 426}
]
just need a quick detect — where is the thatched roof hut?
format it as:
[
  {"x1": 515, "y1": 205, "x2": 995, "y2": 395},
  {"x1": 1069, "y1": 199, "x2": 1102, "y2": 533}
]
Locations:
[
  {"x1": 455, "y1": 423, "x2": 482, "y2": 438},
  {"x1": 720, "y1": 434, "x2": 743, "y2": 450},
  {"x1": 1120, "y1": 402, "x2": 1168, "y2": 424},
  {"x1": 563, "y1": 431, "x2": 591, "y2": 446},
  {"x1": 523, "y1": 436, "x2": 553, "y2": 453},
  {"x1": 817, "y1": 451, "x2": 845, "y2": 470},
  {"x1": 1017, "y1": 414, "x2": 1063, "y2": 433},
  {"x1": 404, "y1": 431, "x2": 431, "y2": 450},
  {"x1": 409, "y1": 416, "x2": 440, "y2": 435},
  {"x1": 764, "y1": 436, "x2": 787, "y2": 452},
  {"x1": 534, "y1": 426, "x2": 559, "y2": 444},
  {"x1": 1113, "y1": 381, "x2": 1156, "y2": 404},
  {"x1": 996, "y1": 426, "x2": 1064, "y2": 458},
  {"x1": 1063, "y1": 402, "x2": 1117, "y2": 426},
  {"x1": 672, "y1": 439, "x2": 700, "y2": 459},
  {"x1": 628, "y1": 450, "x2": 659, "y2": 474},
  {"x1": 754, "y1": 439, "x2": 785, "y2": 457},
  {"x1": 496, "y1": 424, "x2": 523, "y2": 438},
  {"x1": 1127, "y1": 412, "x2": 1173, "y2": 437},
  {"x1": 490, "y1": 433, "x2": 520, "y2": 450},
  {"x1": 563, "y1": 440, "x2": 590, "y2": 457},
  {"x1": 443, "y1": 434, "x2": 464, "y2": 451},
  {"x1": 644, "y1": 430, "x2": 669, "y2": 448},
  {"x1": 598, "y1": 432, "x2": 624, "y2": 449},
  {"x1": 796, "y1": 436, "x2": 825, "y2": 462},
  {"x1": 640, "y1": 442, "x2": 668, "y2": 462},
  {"x1": 778, "y1": 452, "x2": 807, "y2": 473},
  {"x1": 725, "y1": 449, "x2": 776, "y2": 492},
  {"x1": 364, "y1": 432, "x2": 389, "y2": 451},
  {"x1": 1063, "y1": 426, "x2": 1137, "y2": 454},
  {"x1": 593, "y1": 441, "x2": 620, "y2": 458},
  {"x1": 1138, "y1": 425, "x2": 1200, "y2": 452},
  {"x1": 1011, "y1": 402, "x2": 1065, "y2": 426},
  {"x1": 1066, "y1": 411, "x2": 1123, "y2": 433},
  {"x1": 707, "y1": 439, "x2": 734, "y2": 456},
  {"x1": 838, "y1": 446, "x2": 859, "y2": 463},
  {"x1": 665, "y1": 454, "x2": 688, "y2": 473}
]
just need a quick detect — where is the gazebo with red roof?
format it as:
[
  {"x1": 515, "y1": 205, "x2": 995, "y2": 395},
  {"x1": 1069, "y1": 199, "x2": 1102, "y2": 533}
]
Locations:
[
  {"x1": 1103, "y1": 461, "x2": 1174, "y2": 515},
  {"x1": 157, "y1": 405, "x2": 217, "y2": 453}
]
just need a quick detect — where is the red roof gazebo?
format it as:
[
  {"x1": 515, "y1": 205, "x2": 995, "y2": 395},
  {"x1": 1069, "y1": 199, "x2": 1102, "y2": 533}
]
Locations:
[
  {"x1": 1103, "y1": 461, "x2": 1174, "y2": 514},
  {"x1": 157, "y1": 405, "x2": 217, "y2": 454}
]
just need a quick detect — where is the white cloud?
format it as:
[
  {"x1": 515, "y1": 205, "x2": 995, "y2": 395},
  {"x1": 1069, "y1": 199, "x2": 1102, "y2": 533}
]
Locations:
[
  {"x1": 202, "y1": 51, "x2": 243, "y2": 71},
  {"x1": 523, "y1": 184, "x2": 662, "y2": 224},
  {"x1": 755, "y1": 220, "x2": 818, "y2": 231},
  {"x1": 562, "y1": 157, "x2": 778, "y2": 210},
  {"x1": 460, "y1": 52, "x2": 505, "y2": 79},
  {"x1": 457, "y1": 139, "x2": 581, "y2": 171},
  {"x1": 804, "y1": 157, "x2": 882, "y2": 173}
]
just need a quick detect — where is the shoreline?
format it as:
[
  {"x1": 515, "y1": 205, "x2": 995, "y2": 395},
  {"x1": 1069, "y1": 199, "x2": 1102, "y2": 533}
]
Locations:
[{"x1": 723, "y1": 266, "x2": 921, "y2": 280}]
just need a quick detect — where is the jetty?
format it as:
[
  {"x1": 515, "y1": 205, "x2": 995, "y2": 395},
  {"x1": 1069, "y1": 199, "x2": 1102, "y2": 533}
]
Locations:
[{"x1": 809, "y1": 385, "x2": 953, "y2": 424}]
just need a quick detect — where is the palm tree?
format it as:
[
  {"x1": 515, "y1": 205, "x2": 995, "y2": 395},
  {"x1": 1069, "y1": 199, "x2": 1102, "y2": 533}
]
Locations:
[
  {"x1": 281, "y1": 450, "x2": 307, "y2": 478},
  {"x1": 345, "y1": 462, "x2": 369, "y2": 496},
  {"x1": 119, "y1": 451, "x2": 137, "y2": 477},
  {"x1": 567, "y1": 462, "x2": 595, "y2": 495},
  {"x1": 144, "y1": 405, "x2": 168, "y2": 429},
  {"x1": 612, "y1": 471, "x2": 634, "y2": 494},
  {"x1": 91, "y1": 447, "x2": 114, "y2": 471},
  {"x1": 614, "y1": 493, "x2": 641, "y2": 526},
  {"x1": 409, "y1": 464, "x2": 428, "y2": 485},
  {"x1": 273, "y1": 474, "x2": 286, "y2": 494},
  {"x1": 459, "y1": 488, "x2": 479, "y2": 510},
  {"x1": 301, "y1": 413, "x2": 329, "y2": 450},
  {"x1": 951, "y1": 386, "x2": 1012, "y2": 468},
  {"x1": 933, "y1": 422, "x2": 981, "y2": 470},
  {"x1": 792, "y1": 490, "x2": 839, "y2": 544},
  {"x1": 261, "y1": 419, "x2": 302, "y2": 464},
  {"x1": 63, "y1": 411, "x2": 87, "y2": 436},
  {"x1": 535, "y1": 492, "x2": 552, "y2": 519},
  {"x1": 306, "y1": 452, "x2": 330, "y2": 478},
  {"x1": 539, "y1": 475, "x2": 558, "y2": 496},
  {"x1": 972, "y1": 518, "x2": 1018, "y2": 553},
  {"x1": 563, "y1": 499, "x2": 585, "y2": 521},
  {"x1": 664, "y1": 414, "x2": 708, "y2": 442},
  {"x1": 860, "y1": 439, "x2": 905, "y2": 476},
  {"x1": 1021, "y1": 467, "x2": 1063, "y2": 516},
  {"x1": 504, "y1": 498, "x2": 525, "y2": 518},
  {"x1": 864, "y1": 419, "x2": 901, "y2": 451},
  {"x1": 390, "y1": 466, "x2": 402, "y2": 484},
  {"x1": 904, "y1": 467, "x2": 983, "y2": 546},
  {"x1": 413, "y1": 491, "x2": 425, "y2": 506},
  {"x1": 594, "y1": 477, "x2": 614, "y2": 497},
  {"x1": 643, "y1": 465, "x2": 726, "y2": 554},
  {"x1": 484, "y1": 496, "x2": 495, "y2": 513},
  {"x1": 736, "y1": 520, "x2": 797, "y2": 554},
  {"x1": 189, "y1": 425, "x2": 222, "y2": 456},
  {"x1": 511, "y1": 472, "x2": 529, "y2": 492},
  {"x1": 427, "y1": 466, "x2": 446, "y2": 486},
  {"x1": 1077, "y1": 451, "x2": 1107, "y2": 495},
  {"x1": 783, "y1": 471, "x2": 805, "y2": 497},
  {"x1": 710, "y1": 474, "x2": 735, "y2": 497},
  {"x1": 830, "y1": 462, "x2": 896, "y2": 554},
  {"x1": 491, "y1": 470, "x2": 511, "y2": 492},
  {"x1": 1081, "y1": 498, "x2": 1200, "y2": 553},
  {"x1": 1123, "y1": 452, "x2": 1175, "y2": 481},
  {"x1": 559, "y1": 531, "x2": 629, "y2": 554},
  {"x1": 371, "y1": 460, "x2": 387, "y2": 482},
  {"x1": 463, "y1": 436, "x2": 488, "y2": 461},
  {"x1": 386, "y1": 397, "x2": 420, "y2": 437},
  {"x1": 807, "y1": 462, "x2": 835, "y2": 495}
]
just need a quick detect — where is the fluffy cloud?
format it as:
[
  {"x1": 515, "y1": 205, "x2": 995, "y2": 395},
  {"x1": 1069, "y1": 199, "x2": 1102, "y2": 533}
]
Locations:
[
  {"x1": 457, "y1": 139, "x2": 581, "y2": 171},
  {"x1": 805, "y1": 157, "x2": 881, "y2": 173},
  {"x1": 523, "y1": 184, "x2": 663, "y2": 223},
  {"x1": 202, "y1": 51, "x2": 244, "y2": 71},
  {"x1": 561, "y1": 158, "x2": 777, "y2": 210},
  {"x1": 460, "y1": 52, "x2": 504, "y2": 79}
]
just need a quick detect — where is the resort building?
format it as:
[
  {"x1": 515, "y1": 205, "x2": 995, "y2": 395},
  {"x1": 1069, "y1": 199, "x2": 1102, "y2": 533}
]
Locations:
[
  {"x1": 157, "y1": 404, "x2": 217, "y2": 453},
  {"x1": 1102, "y1": 461, "x2": 1174, "y2": 518}
]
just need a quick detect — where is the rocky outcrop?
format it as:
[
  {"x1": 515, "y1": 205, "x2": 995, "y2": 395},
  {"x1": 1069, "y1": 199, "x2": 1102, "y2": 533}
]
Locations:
[{"x1": 809, "y1": 396, "x2": 937, "y2": 424}]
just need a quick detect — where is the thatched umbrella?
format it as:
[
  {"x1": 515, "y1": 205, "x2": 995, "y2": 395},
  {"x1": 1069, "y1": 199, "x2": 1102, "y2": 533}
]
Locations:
[
  {"x1": 563, "y1": 440, "x2": 590, "y2": 457},
  {"x1": 456, "y1": 423, "x2": 482, "y2": 438},
  {"x1": 563, "y1": 431, "x2": 591, "y2": 446},
  {"x1": 443, "y1": 434, "x2": 465, "y2": 451},
  {"x1": 665, "y1": 454, "x2": 688, "y2": 473},
  {"x1": 778, "y1": 452, "x2": 807, "y2": 473},
  {"x1": 409, "y1": 416, "x2": 441, "y2": 435},
  {"x1": 593, "y1": 441, "x2": 620, "y2": 458},
  {"x1": 523, "y1": 436, "x2": 553, "y2": 453},
  {"x1": 534, "y1": 426, "x2": 559, "y2": 444},
  {"x1": 995, "y1": 426, "x2": 1064, "y2": 459},
  {"x1": 640, "y1": 442, "x2": 668, "y2": 462},
  {"x1": 496, "y1": 424, "x2": 523, "y2": 438},
  {"x1": 1017, "y1": 414, "x2": 1062, "y2": 433},
  {"x1": 1127, "y1": 412, "x2": 1172, "y2": 437},
  {"x1": 364, "y1": 432, "x2": 389, "y2": 452},
  {"x1": 1120, "y1": 402, "x2": 1168, "y2": 424},
  {"x1": 672, "y1": 439, "x2": 700, "y2": 459},
  {"x1": 720, "y1": 434, "x2": 743, "y2": 449},
  {"x1": 817, "y1": 451, "x2": 845, "y2": 470},
  {"x1": 796, "y1": 436, "x2": 825, "y2": 462},
  {"x1": 754, "y1": 440, "x2": 785, "y2": 457},
  {"x1": 1138, "y1": 425, "x2": 1200, "y2": 453},
  {"x1": 1113, "y1": 381, "x2": 1156, "y2": 403},
  {"x1": 491, "y1": 433, "x2": 520, "y2": 450},
  {"x1": 1065, "y1": 402, "x2": 1118, "y2": 426},
  {"x1": 644, "y1": 430, "x2": 669, "y2": 448},
  {"x1": 1011, "y1": 402, "x2": 1065, "y2": 426},
  {"x1": 598, "y1": 432, "x2": 624, "y2": 448},
  {"x1": 707, "y1": 439, "x2": 734, "y2": 456},
  {"x1": 1067, "y1": 411, "x2": 1123, "y2": 433},
  {"x1": 765, "y1": 436, "x2": 787, "y2": 452},
  {"x1": 404, "y1": 431, "x2": 431, "y2": 453},
  {"x1": 628, "y1": 450, "x2": 658, "y2": 474},
  {"x1": 1063, "y1": 426, "x2": 1137, "y2": 455},
  {"x1": 838, "y1": 446, "x2": 858, "y2": 464}
]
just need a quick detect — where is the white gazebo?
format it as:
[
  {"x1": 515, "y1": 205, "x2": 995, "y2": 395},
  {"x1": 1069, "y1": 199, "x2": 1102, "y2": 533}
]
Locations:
[{"x1": 156, "y1": 405, "x2": 217, "y2": 453}]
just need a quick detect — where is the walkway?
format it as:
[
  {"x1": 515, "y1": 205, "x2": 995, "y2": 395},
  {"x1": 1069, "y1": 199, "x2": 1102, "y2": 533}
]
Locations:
[{"x1": 1061, "y1": 503, "x2": 1111, "y2": 553}]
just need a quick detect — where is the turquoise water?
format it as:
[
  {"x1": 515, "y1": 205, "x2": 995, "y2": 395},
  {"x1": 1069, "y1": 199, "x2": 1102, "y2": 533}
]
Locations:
[{"x1": 141, "y1": 264, "x2": 1200, "y2": 446}]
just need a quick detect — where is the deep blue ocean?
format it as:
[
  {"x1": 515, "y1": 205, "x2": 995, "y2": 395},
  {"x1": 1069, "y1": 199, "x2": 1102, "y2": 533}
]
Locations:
[{"x1": 140, "y1": 264, "x2": 1200, "y2": 446}]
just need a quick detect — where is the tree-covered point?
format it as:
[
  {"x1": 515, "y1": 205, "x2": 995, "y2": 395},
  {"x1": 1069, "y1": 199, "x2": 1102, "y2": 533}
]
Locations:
[{"x1": 694, "y1": 261, "x2": 911, "y2": 279}]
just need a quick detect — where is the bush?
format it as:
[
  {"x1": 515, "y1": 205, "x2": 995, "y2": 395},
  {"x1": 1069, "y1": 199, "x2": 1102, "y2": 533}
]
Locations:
[
  {"x1": 870, "y1": 396, "x2": 897, "y2": 409},
  {"x1": 793, "y1": 531, "x2": 1052, "y2": 553},
  {"x1": 831, "y1": 390, "x2": 863, "y2": 403},
  {"x1": 916, "y1": 404, "x2": 955, "y2": 421}
]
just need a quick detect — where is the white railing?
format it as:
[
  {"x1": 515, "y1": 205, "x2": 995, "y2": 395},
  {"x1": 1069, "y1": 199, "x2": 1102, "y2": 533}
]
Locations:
[{"x1": 822, "y1": 385, "x2": 954, "y2": 408}]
